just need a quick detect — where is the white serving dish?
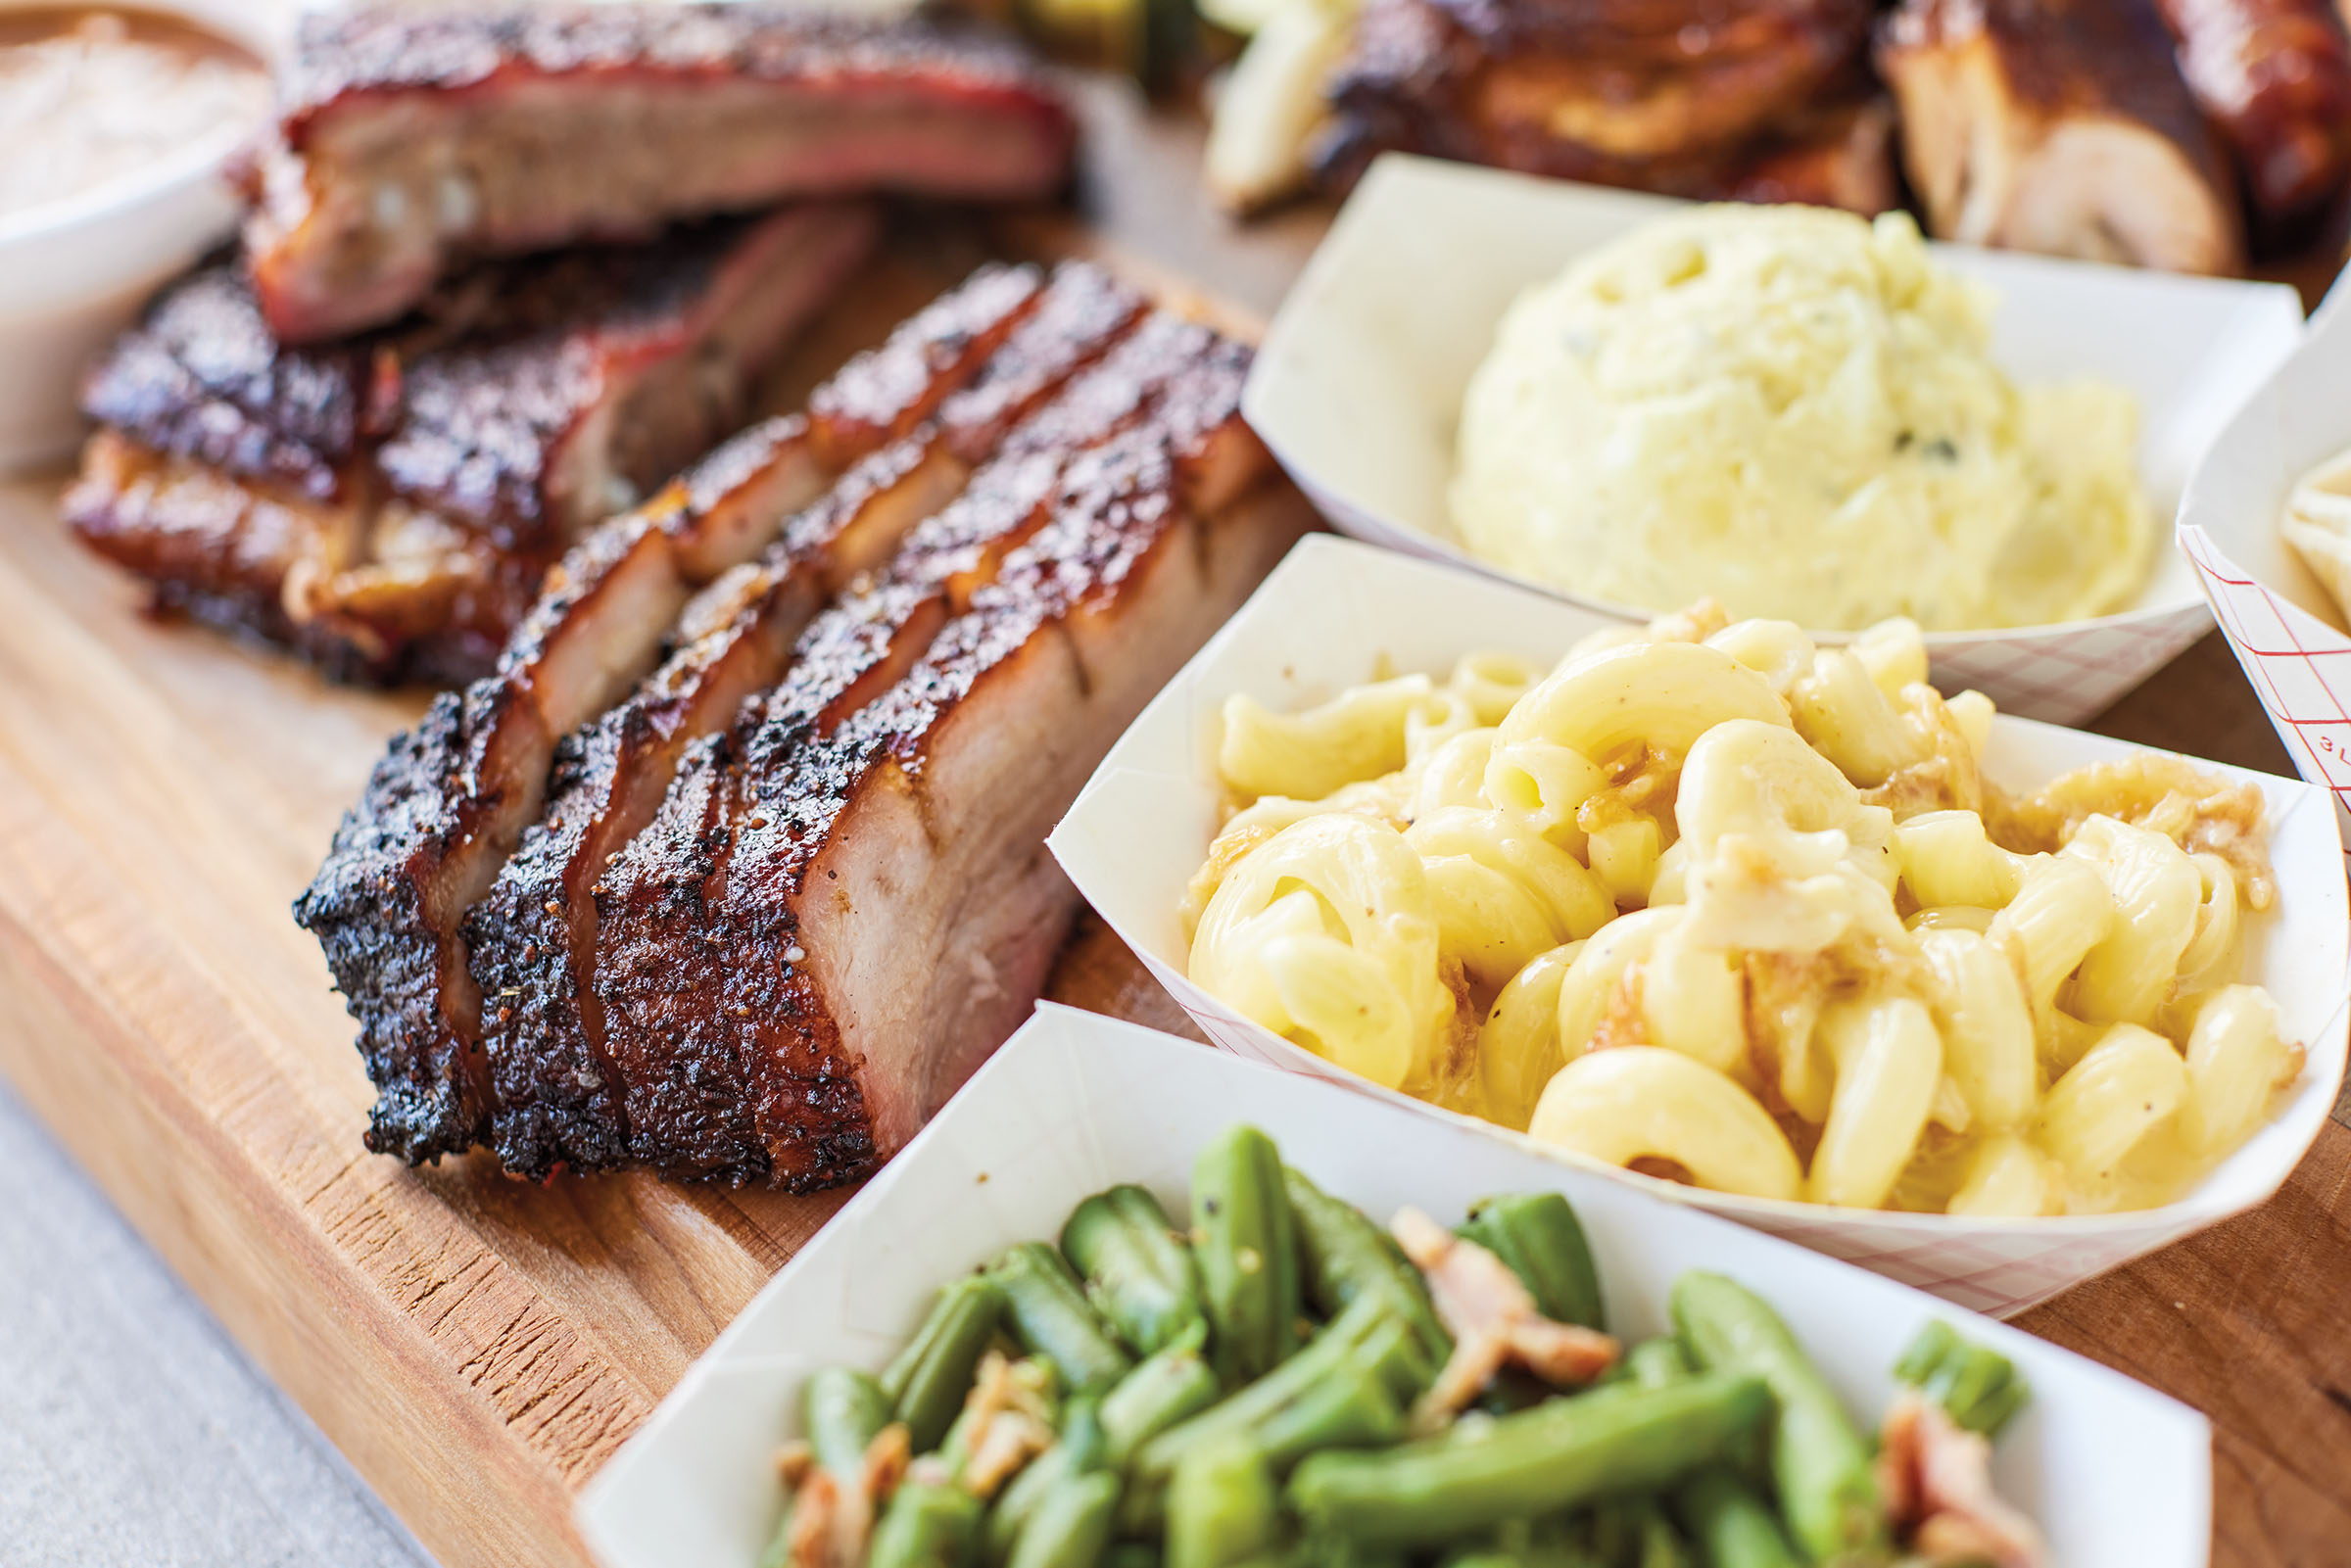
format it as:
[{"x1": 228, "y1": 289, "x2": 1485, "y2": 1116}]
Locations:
[
  {"x1": 1048, "y1": 535, "x2": 2350, "y2": 1318},
  {"x1": 578, "y1": 1006, "x2": 2214, "y2": 1568},
  {"x1": 2177, "y1": 287, "x2": 2351, "y2": 850},
  {"x1": 0, "y1": 0, "x2": 294, "y2": 473},
  {"x1": 1242, "y1": 155, "x2": 2307, "y2": 726}
]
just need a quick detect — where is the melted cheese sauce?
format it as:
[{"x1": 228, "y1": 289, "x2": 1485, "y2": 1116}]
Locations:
[{"x1": 0, "y1": 8, "x2": 270, "y2": 221}]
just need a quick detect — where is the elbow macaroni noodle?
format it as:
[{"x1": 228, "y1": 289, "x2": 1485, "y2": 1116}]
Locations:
[{"x1": 1184, "y1": 603, "x2": 2302, "y2": 1216}]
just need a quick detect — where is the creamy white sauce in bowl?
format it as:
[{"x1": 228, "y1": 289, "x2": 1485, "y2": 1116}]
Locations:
[
  {"x1": 0, "y1": 9, "x2": 271, "y2": 234},
  {"x1": 0, "y1": 0, "x2": 292, "y2": 473}
]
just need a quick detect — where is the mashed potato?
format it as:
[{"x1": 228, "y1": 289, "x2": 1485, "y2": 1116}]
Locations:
[{"x1": 1449, "y1": 206, "x2": 2151, "y2": 631}]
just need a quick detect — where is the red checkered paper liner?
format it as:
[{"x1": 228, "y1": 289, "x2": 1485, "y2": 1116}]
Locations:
[{"x1": 2183, "y1": 525, "x2": 2351, "y2": 856}]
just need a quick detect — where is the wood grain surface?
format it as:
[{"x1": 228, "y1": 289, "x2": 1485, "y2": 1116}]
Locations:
[{"x1": 1, "y1": 85, "x2": 2345, "y2": 1568}]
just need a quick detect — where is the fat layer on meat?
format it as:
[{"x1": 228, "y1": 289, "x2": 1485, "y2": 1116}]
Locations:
[{"x1": 248, "y1": 3, "x2": 1078, "y2": 341}]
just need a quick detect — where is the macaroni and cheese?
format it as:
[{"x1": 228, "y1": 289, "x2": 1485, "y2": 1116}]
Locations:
[{"x1": 1184, "y1": 605, "x2": 2297, "y2": 1216}]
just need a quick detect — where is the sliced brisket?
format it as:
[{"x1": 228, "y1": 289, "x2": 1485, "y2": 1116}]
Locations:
[
  {"x1": 295, "y1": 262, "x2": 1050, "y2": 1164},
  {"x1": 466, "y1": 262, "x2": 1149, "y2": 1178}
]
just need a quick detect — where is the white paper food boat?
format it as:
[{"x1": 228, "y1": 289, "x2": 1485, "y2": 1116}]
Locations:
[
  {"x1": 578, "y1": 1007, "x2": 2214, "y2": 1568},
  {"x1": 1048, "y1": 535, "x2": 2349, "y2": 1318},
  {"x1": 2178, "y1": 289, "x2": 2351, "y2": 854},
  {"x1": 1243, "y1": 155, "x2": 2306, "y2": 726}
]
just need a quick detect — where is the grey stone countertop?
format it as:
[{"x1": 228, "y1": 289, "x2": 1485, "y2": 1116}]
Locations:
[{"x1": 0, "y1": 1078, "x2": 435, "y2": 1568}]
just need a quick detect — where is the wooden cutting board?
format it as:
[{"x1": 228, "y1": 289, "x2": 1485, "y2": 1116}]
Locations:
[{"x1": 3, "y1": 90, "x2": 2348, "y2": 1568}]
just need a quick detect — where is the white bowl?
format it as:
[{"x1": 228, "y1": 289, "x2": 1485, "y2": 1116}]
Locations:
[
  {"x1": 578, "y1": 1006, "x2": 2215, "y2": 1568},
  {"x1": 1047, "y1": 535, "x2": 2351, "y2": 1318},
  {"x1": 1241, "y1": 155, "x2": 2308, "y2": 725},
  {"x1": 0, "y1": 0, "x2": 293, "y2": 473},
  {"x1": 2177, "y1": 288, "x2": 2351, "y2": 850}
]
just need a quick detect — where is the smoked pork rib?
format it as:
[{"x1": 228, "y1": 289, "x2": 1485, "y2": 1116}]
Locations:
[
  {"x1": 465, "y1": 263, "x2": 1149, "y2": 1178},
  {"x1": 589, "y1": 319, "x2": 1308, "y2": 1188},
  {"x1": 1878, "y1": 0, "x2": 2244, "y2": 273},
  {"x1": 68, "y1": 204, "x2": 875, "y2": 684},
  {"x1": 296, "y1": 264, "x2": 1049, "y2": 1164},
  {"x1": 248, "y1": 2, "x2": 1079, "y2": 341}
]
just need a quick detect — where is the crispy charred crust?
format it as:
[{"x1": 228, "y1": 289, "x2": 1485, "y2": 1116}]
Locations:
[
  {"x1": 78, "y1": 266, "x2": 365, "y2": 505},
  {"x1": 808, "y1": 262, "x2": 1044, "y2": 465},
  {"x1": 720, "y1": 438, "x2": 1195, "y2": 1191},
  {"x1": 585, "y1": 326, "x2": 1255, "y2": 1191},
  {"x1": 467, "y1": 717, "x2": 632, "y2": 1175},
  {"x1": 935, "y1": 263, "x2": 1151, "y2": 462},
  {"x1": 591, "y1": 583, "x2": 945, "y2": 1185},
  {"x1": 75, "y1": 210, "x2": 867, "y2": 684},
  {"x1": 296, "y1": 686, "x2": 524, "y2": 1159},
  {"x1": 89, "y1": 223, "x2": 782, "y2": 535},
  {"x1": 311, "y1": 260, "x2": 1063, "y2": 1175}
]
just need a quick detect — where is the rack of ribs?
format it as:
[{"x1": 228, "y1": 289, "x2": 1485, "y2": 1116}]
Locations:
[
  {"x1": 1313, "y1": 0, "x2": 1889, "y2": 210},
  {"x1": 1877, "y1": 0, "x2": 2245, "y2": 274},
  {"x1": 66, "y1": 204, "x2": 877, "y2": 685},
  {"x1": 248, "y1": 2, "x2": 1080, "y2": 342},
  {"x1": 297, "y1": 260, "x2": 1312, "y2": 1186}
]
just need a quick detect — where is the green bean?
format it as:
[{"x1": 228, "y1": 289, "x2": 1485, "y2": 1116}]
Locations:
[
  {"x1": 987, "y1": 1399, "x2": 1109, "y2": 1565},
  {"x1": 888, "y1": 1275, "x2": 1005, "y2": 1453},
  {"x1": 1441, "y1": 1553, "x2": 1526, "y2": 1568},
  {"x1": 1669, "y1": 1468, "x2": 1802, "y2": 1568},
  {"x1": 1008, "y1": 1468, "x2": 1123, "y2": 1568},
  {"x1": 1136, "y1": 1295, "x2": 1424, "y2": 1490},
  {"x1": 1168, "y1": 1439, "x2": 1281, "y2": 1568},
  {"x1": 1246, "y1": 1352, "x2": 1406, "y2": 1467},
  {"x1": 803, "y1": 1366, "x2": 893, "y2": 1479},
  {"x1": 989, "y1": 1242, "x2": 1136, "y2": 1395},
  {"x1": 1619, "y1": 1339, "x2": 1691, "y2": 1392},
  {"x1": 1192, "y1": 1127, "x2": 1303, "y2": 1383},
  {"x1": 1105, "y1": 1544, "x2": 1163, "y2": 1568},
  {"x1": 1101, "y1": 1328, "x2": 1223, "y2": 1467},
  {"x1": 1128, "y1": 1322, "x2": 1415, "y2": 1530},
  {"x1": 1457, "y1": 1195, "x2": 1605, "y2": 1332},
  {"x1": 1064, "y1": 1186, "x2": 1209, "y2": 1356},
  {"x1": 1285, "y1": 1167, "x2": 1451, "y2": 1363},
  {"x1": 1670, "y1": 1272, "x2": 1886, "y2": 1564},
  {"x1": 1629, "y1": 1501, "x2": 1691, "y2": 1568},
  {"x1": 1588, "y1": 1501, "x2": 1690, "y2": 1568},
  {"x1": 869, "y1": 1478, "x2": 984, "y2": 1568},
  {"x1": 1488, "y1": 1516, "x2": 1603, "y2": 1568},
  {"x1": 1287, "y1": 1373, "x2": 1770, "y2": 1547},
  {"x1": 1893, "y1": 1319, "x2": 2030, "y2": 1438}
]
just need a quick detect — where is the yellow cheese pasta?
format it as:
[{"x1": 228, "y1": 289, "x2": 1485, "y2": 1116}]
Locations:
[{"x1": 1182, "y1": 603, "x2": 2303, "y2": 1216}]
